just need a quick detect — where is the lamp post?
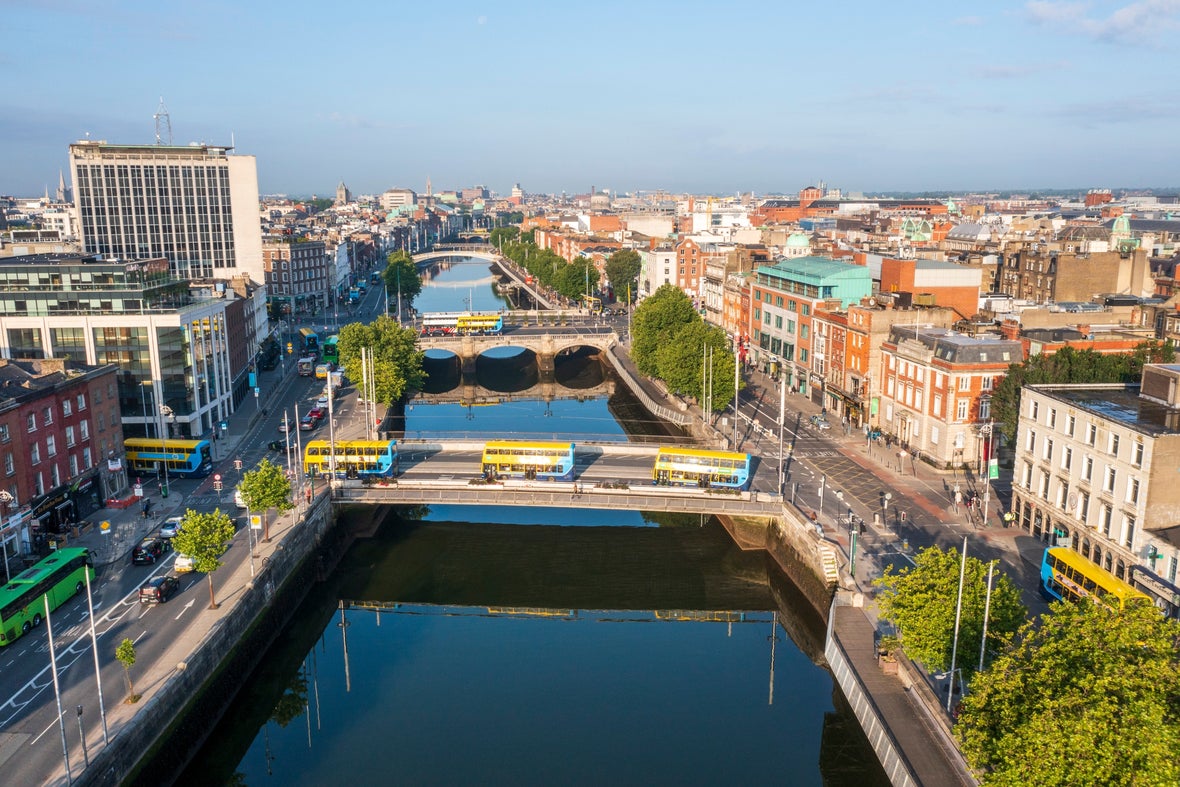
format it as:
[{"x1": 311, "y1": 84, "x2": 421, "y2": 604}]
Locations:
[
  {"x1": 0, "y1": 490, "x2": 12, "y2": 583},
  {"x1": 158, "y1": 403, "x2": 172, "y2": 498},
  {"x1": 76, "y1": 705, "x2": 89, "y2": 769},
  {"x1": 883, "y1": 492, "x2": 893, "y2": 529},
  {"x1": 138, "y1": 382, "x2": 153, "y2": 438}
]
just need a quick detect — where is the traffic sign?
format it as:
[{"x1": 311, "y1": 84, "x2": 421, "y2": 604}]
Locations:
[
  {"x1": 213, "y1": 481, "x2": 223, "y2": 492},
  {"x1": 287, "y1": 342, "x2": 293, "y2": 353},
  {"x1": 214, "y1": 473, "x2": 222, "y2": 482},
  {"x1": 233, "y1": 459, "x2": 243, "y2": 471},
  {"x1": 250, "y1": 514, "x2": 263, "y2": 531}
]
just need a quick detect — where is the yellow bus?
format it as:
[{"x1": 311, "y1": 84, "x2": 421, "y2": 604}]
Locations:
[
  {"x1": 652, "y1": 447, "x2": 752, "y2": 490},
  {"x1": 303, "y1": 440, "x2": 398, "y2": 479},
  {"x1": 1040, "y1": 547, "x2": 1150, "y2": 610},
  {"x1": 481, "y1": 440, "x2": 576, "y2": 481}
]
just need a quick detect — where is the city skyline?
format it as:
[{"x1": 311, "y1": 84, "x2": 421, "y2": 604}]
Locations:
[{"x1": 3, "y1": 0, "x2": 1180, "y2": 198}]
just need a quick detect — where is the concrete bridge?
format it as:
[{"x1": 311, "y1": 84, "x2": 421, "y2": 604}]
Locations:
[
  {"x1": 413, "y1": 379, "x2": 615, "y2": 406},
  {"x1": 419, "y1": 331, "x2": 618, "y2": 374},
  {"x1": 333, "y1": 479, "x2": 784, "y2": 517},
  {"x1": 413, "y1": 244, "x2": 501, "y2": 267}
]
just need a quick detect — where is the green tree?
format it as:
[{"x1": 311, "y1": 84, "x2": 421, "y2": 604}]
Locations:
[
  {"x1": 604, "y1": 249, "x2": 642, "y2": 303},
  {"x1": 631, "y1": 285, "x2": 701, "y2": 376},
  {"x1": 958, "y1": 599, "x2": 1180, "y2": 786},
  {"x1": 556, "y1": 257, "x2": 599, "y2": 300},
  {"x1": 874, "y1": 545, "x2": 1026, "y2": 681},
  {"x1": 172, "y1": 508, "x2": 237, "y2": 609},
  {"x1": 239, "y1": 458, "x2": 294, "y2": 543},
  {"x1": 337, "y1": 316, "x2": 426, "y2": 403},
  {"x1": 489, "y1": 226, "x2": 519, "y2": 248},
  {"x1": 992, "y1": 341, "x2": 1174, "y2": 443},
  {"x1": 116, "y1": 637, "x2": 138, "y2": 702},
  {"x1": 654, "y1": 321, "x2": 738, "y2": 411},
  {"x1": 383, "y1": 251, "x2": 423, "y2": 305}
]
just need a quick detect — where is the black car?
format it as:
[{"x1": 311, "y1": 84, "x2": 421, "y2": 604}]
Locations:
[
  {"x1": 139, "y1": 575, "x2": 180, "y2": 604},
  {"x1": 267, "y1": 440, "x2": 286, "y2": 451},
  {"x1": 131, "y1": 537, "x2": 170, "y2": 565}
]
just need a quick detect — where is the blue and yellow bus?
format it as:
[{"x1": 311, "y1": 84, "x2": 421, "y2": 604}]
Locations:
[
  {"x1": 299, "y1": 327, "x2": 320, "y2": 355},
  {"x1": 481, "y1": 441, "x2": 576, "y2": 481},
  {"x1": 124, "y1": 438, "x2": 214, "y2": 478},
  {"x1": 321, "y1": 335, "x2": 340, "y2": 365},
  {"x1": 652, "y1": 447, "x2": 752, "y2": 490},
  {"x1": 0, "y1": 548, "x2": 94, "y2": 645},
  {"x1": 303, "y1": 440, "x2": 398, "y2": 479},
  {"x1": 421, "y1": 312, "x2": 503, "y2": 336},
  {"x1": 1040, "y1": 547, "x2": 1150, "y2": 610}
]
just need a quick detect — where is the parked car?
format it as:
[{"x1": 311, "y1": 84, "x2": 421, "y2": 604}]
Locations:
[
  {"x1": 132, "y1": 537, "x2": 170, "y2": 565},
  {"x1": 809, "y1": 414, "x2": 832, "y2": 430},
  {"x1": 174, "y1": 553, "x2": 195, "y2": 573},
  {"x1": 139, "y1": 575, "x2": 180, "y2": 604},
  {"x1": 160, "y1": 516, "x2": 183, "y2": 538},
  {"x1": 234, "y1": 487, "x2": 248, "y2": 509}
]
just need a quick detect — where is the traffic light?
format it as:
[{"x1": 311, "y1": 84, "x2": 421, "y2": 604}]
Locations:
[{"x1": 287, "y1": 342, "x2": 293, "y2": 354}]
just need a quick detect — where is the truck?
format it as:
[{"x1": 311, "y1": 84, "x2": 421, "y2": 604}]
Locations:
[{"x1": 297, "y1": 356, "x2": 316, "y2": 376}]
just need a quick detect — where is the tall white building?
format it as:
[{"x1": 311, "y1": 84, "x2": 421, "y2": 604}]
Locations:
[{"x1": 69, "y1": 141, "x2": 264, "y2": 283}]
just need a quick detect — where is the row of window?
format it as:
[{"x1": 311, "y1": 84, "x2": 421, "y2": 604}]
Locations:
[
  {"x1": 753, "y1": 290, "x2": 812, "y2": 315},
  {"x1": 1027, "y1": 399, "x2": 1145, "y2": 466},
  {"x1": 885, "y1": 379, "x2": 988, "y2": 421}
]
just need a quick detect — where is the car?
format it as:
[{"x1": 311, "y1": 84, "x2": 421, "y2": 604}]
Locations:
[
  {"x1": 307, "y1": 407, "x2": 325, "y2": 420},
  {"x1": 267, "y1": 439, "x2": 286, "y2": 451},
  {"x1": 299, "y1": 415, "x2": 320, "y2": 431},
  {"x1": 809, "y1": 414, "x2": 832, "y2": 430},
  {"x1": 316, "y1": 394, "x2": 330, "y2": 408},
  {"x1": 174, "y1": 553, "x2": 195, "y2": 573},
  {"x1": 277, "y1": 421, "x2": 292, "y2": 433},
  {"x1": 132, "y1": 537, "x2": 170, "y2": 565},
  {"x1": 160, "y1": 516, "x2": 184, "y2": 538},
  {"x1": 139, "y1": 575, "x2": 180, "y2": 604},
  {"x1": 234, "y1": 487, "x2": 247, "y2": 509}
]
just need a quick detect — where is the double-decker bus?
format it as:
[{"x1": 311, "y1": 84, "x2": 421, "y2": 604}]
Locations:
[
  {"x1": 652, "y1": 447, "x2": 752, "y2": 490},
  {"x1": 124, "y1": 438, "x2": 214, "y2": 478},
  {"x1": 303, "y1": 440, "x2": 398, "y2": 479},
  {"x1": 297, "y1": 356, "x2": 317, "y2": 376},
  {"x1": 581, "y1": 295, "x2": 603, "y2": 314},
  {"x1": 299, "y1": 328, "x2": 320, "y2": 355},
  {"x1": 0, "y1": 548, "x2": 94, "y2": 645},
  {"x1": 321, "y1": 335, "x2": 340, "y2": 364},
  {"x1": 481, "y1": 440, "x2": 576, "y2": 481},
  {"x1": 421, "y1": 312, "x2": 504, "y2": 336},
  {"x1": 1040, "y1": 547, "x2": 1151, "y2": 610}
]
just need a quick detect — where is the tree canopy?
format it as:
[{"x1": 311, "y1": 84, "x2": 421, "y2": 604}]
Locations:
[
  {"x1": 957, "y1": 599, "x2": 1180, "y2": 786},
  {"x1": 874, "y1": 545, "x2": 1026, "y2": 682},
  {"x1": 992, "y1": 341, "x2": 1174, "y2": 443},
  {"x1": 382, "y1": 251, "x2": 423, "y2": 305},
  {"x1": 631, "y1": 285, "x2": 701, "y2": 377},
  {"x1": 496, "y1": 237, "x2": 603, "y2": 301},
  {"x1": 604, "y1": 249, "x2": 642, "y2": 302},
  {"x1": 489, "y1": 226, "x2": 519, "y2": 248},
  {"x1": 337, "y1": 316, "x2": 426, "y2": 403},
  {"x1": 239, "y1": 458, "x2": 294, "y2": 541},
  {"x1": 172, "y1": 508, "x2": 237, "y2": 608}
]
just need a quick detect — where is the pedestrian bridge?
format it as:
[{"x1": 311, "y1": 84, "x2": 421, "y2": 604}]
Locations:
[
  {"x1": 413, "y1": 244, "x2": 500, "y2": 266},
  {"x1": 332, "y1": 479, "x2": 784, "y2": 517}
]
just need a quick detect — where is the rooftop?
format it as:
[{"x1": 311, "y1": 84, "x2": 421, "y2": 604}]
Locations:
[{"x1": 1031, "y1": 384, "x2": 1180, "y2": 437}]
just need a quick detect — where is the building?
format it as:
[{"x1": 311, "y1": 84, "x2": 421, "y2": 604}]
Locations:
[
  {"x1": 998, "y1": 246, "x2": 1154, "y2": 305},
  {"x1": 379, "y1": 189, "x2": 417, "y2": 212},
  {"x1": 1011, "y1": 363, "x2": 1180, "y2": 617},
  {"x1": 0, "y1": 357, "x2": 123, "y2": 546},
  {"x1": 878, "y1": 326, "x2": 1022, "y2": 467},
  {"x1": 750, "y1": 256, "x2": 872, "y2": 400},
  {"x1": 0, "y1": 253, "x2": 252, "y2": 441},
  {"x1": 335, "y1": 181, "x2": 352, "y2": 206},
  {"x1": 262, "y1": 239, "x2": 330, "y2": 317},
  {"x1": 69, "y1": 140, "x2": 264, "y2": 283}
]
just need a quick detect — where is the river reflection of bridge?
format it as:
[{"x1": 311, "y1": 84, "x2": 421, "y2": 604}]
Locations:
[
  {"x1": 343, "y1": 601, "x2": 775, "y2": 626},
  {"x1": 411, "y1": 378, "x2": 615, "y2": 406}
]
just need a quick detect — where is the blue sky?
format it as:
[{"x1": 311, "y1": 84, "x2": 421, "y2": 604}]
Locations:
[{"x1": 2, "y1": 0, "x2": 1179, "y2": 197}]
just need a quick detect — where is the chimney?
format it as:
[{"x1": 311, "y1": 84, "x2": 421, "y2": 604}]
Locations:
[{"x1": 999, "y1": 319, "x2": 1021, "y2": 340}]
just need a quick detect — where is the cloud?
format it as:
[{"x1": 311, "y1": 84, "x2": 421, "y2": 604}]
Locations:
[
  {"x1": 952, "y1": 15, "x2": 984, "y2": 25},
  {"x1": 1025, "y1": 0, "x2": 1180, "y2": 44},
  {"x1": 972, "y1": 60, "x2": 1070, "y2": 79}
]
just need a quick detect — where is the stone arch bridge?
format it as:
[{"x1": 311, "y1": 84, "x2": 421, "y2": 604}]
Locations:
[{"x1": 418, "y1": 331, "x2": 618, "y2": 375}]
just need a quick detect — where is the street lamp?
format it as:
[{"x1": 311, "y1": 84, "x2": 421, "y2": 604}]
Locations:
[
  {"x1": 0, "y1": 489, "x2": 13, "y2": 583},
  {"x1": 883, "y1": 492, "x2": 893, "y2": 528},
  {"x1": 158, "y1": 403, "x2": 172, "y2": 498},
  {"x1": 76, "y1": 705, "x2": 89, "y2": 769}
]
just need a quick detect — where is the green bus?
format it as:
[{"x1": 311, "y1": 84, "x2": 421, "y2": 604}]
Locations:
[
  {"x1": 0, "y1": 547, "x2": 94, "y2": 645},
  {"x1": 322, "y1": 335, "x2": 340, "y2": 364}
]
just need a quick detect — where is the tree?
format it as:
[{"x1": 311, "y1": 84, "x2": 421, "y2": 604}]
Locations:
[
  {"x1": 337, "y1": 316, "x2": 426, "y2": 403},
  {"x1": 556, "y1": 257, "x2": 599, "y2": 300},
  {"x1": 489, "y1": 226, "x2": 519, "y2": 248},
  {"x1": 654, "y1": 321, "x2": 738, "y2": 411},
  {"x1": 116, "y1": 637, "x2": 138, "y2": 702},
  {"x1": 631, "y1": 285, "x2": 701, "y2": 376},
  {"x1": 958, "y1": 599, "x2": 1180, "y2": 785},
  {"x1": 991, "y1": 341, "x2": 1174, "y2": 443},
  {"x1": 172, "y1": 508, "x2": 237, "y2": 609},
  {"x1": 604, "y1": 249, "x2": 642, "y2": 303},
  {"x1": 874, "y1": 545, "x2": 1026, "y2": 682},
  {"x1": 239, "y1": 458, "x2": 294, "y2": 543},
  {"x1": 383, "y1": 251, "x2": 423, "y2": 305}
]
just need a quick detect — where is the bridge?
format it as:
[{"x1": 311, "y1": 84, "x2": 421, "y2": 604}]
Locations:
[
  {"x1": 334, "y1": 480, "x2": 783, "y2": 517},
  {"x1": 418, "y1": 330, "x2": 618, "y2": 373},
  {"x1": 413, "y1": 243, "x2": 501, "y2": 266},
  {"x1": 413, "y1": 379, "x2": 615, "y2": 406}
]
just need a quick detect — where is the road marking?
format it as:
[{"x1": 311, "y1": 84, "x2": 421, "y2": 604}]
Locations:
[
  {"x1": 30, "y1": 709, "x2": 66, "y2": 745},
  {"x1": 175, "y1": 600, "x2": 195, "y2": 621}
]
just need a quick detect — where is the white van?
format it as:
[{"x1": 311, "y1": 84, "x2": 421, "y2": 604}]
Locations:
[{"x1": 234, "y1": 487, "x2": 247, "y2": 509}]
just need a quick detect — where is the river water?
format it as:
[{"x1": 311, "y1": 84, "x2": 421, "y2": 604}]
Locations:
[{"x1": 180, "y1": 260, "x2": 889, "y2": 786}]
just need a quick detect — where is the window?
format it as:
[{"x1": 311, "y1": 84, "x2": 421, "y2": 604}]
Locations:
[
  {"x1": 1127, "y1": 477, "x2": 1140, "y2": 505},
  {"x1": 0, "y1": 425, "x2": 7, "y2": 443},
  {"x1": 76, "y1": 393, "x2": 86, "y2": 410},
  {"x1": 46, "y1": 435, "x2": 56, "y2": 457},
  {"x1": 80, "y1": 420, "x2": 89, "y2": 440},
  {"x1": 1170, "y1": 556, "x2": 1178, "y2": 585},
  {"x1": 51, "y1": 463, "x2": 60, "y2": 488},
  {"x1": 1086, "y1": 423, "x2": 1096, "y2": 446},
  {"x1": 1043, "y1": 438, "x2": 1053, "y2": 462},
  {"x1": 34, "y1": 472, "x2": 44, "y2": 497},
  {"x1": 62, "y1": 399, "x2": 72, "y2": 417},
  {"x1": 981, "y1": 375, "x2": 994, "y2": 391},
  {"x1": 69, "y1": 455, "x2": 78, "y2": 476},
  {"x1": 1108, "y1": 433, "x2": 1120, "y2": 457},
  {"x1": 979, "y1": 398, "x2": 991, "y2": 420},
  {"x1": 26, "y1": 413, "x2": 36, "y2": 432},
  {"x1": 1104, "y1": 466, "x2": 1116, "y2": 493},
  {"x1": 1133, "y1": 441, "x2": 1144, "y2": 467},
  {"x1": 933, "y1": 394, "x2": 943, "y2": 417},
  {"x1": 1083, "y1": 455, "x2": 1093, "y2": 482},
  {"x1": 1123, "y1": 515, "x2": 1136, "y2": 548},
  {"x1": 1078, "y1": 491, "x2": 1089, "y2": 522},
  {"x1": 1048, "y1": 408, "x2": 1057, "y2": 428},
  {"x1": 957, "y1": 399, "x2": 969, "y2": 420},
  {"x1": 1066, "y1": 414, "x2": 1075, "y2": 437},
  {"x1": 958, "y1": 376, "x2": 970, "y2": 391},
  {"x1": 3, "y1": 454, "x2": 11, "y2": 476},
  {"x1": 1039, "y1": 471, "x2": 1050, "y2": 500},
  {"x1": 65, "y1": 425, "x2": 76, "y2": 447},
  {"x1": 1026, "y1": 430, "x2": 1037, "y2": 452},
  {"x1": 83, "y1": 447, "x2": 92, "y2": 469},
  {"x1": 42, "y1": 406, "x2": 53, "y2": 426},
  {"x1": 30, "y1": 443, "x2": 40, "y2": 465},
  {"x1": 1100, "y1": 504, "x2": 1112, "y2": 537},
  {"x1": 1030, "y1": 400, "x2": 1040, "y2": 420},
  {"x1": 931, "y1": 426, "x2": 940, "y2": 445}
]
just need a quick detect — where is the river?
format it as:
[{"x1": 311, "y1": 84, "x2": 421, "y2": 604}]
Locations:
[{"x1": 179, "y1": 259, "x2": 889, "y2": 786}]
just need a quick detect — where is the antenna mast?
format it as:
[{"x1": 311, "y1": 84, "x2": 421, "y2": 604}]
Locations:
[{"x1": 154, "y1": 97, "x2": 173, "y2": 145}]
